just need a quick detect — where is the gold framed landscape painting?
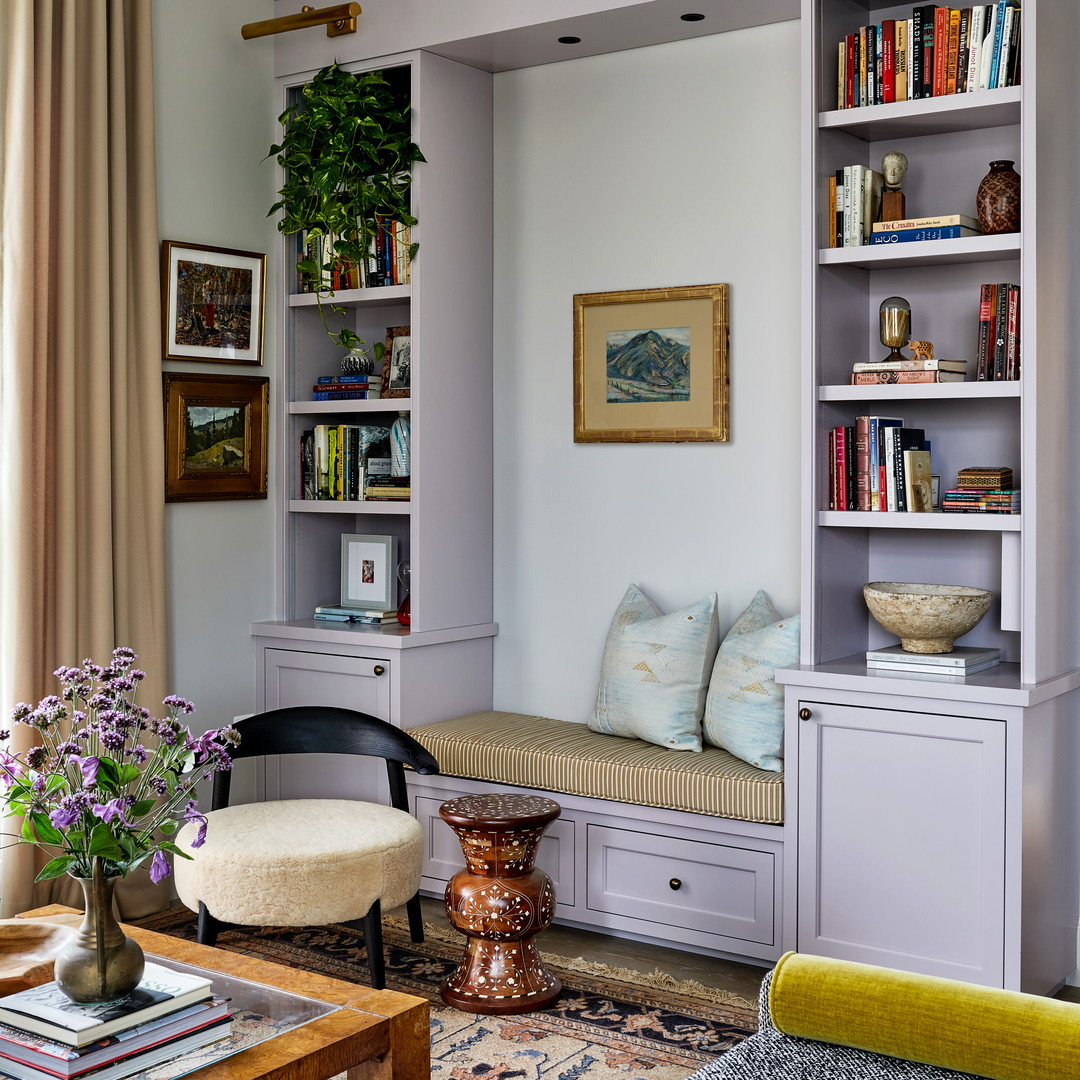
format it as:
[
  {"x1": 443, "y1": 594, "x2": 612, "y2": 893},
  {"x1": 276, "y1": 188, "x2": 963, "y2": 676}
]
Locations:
[
  {"x1": 163, "y1": 373, "x2": 269, "y2": 501},
  {"x1": 573, "y1": 283, "x2": 729, "y2": 443}
]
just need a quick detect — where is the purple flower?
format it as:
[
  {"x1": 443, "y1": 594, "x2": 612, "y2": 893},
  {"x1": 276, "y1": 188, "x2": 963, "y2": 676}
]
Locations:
[
  {"x1": 49, "y1": 799, "x2": 83, "y2": 829},
  {"x1": 70, "y1": 756, "x2": 101, "y2": 787},
  {"x1": 183, "y1": 801, "x2": 208, "y2": 848},
  {"x1": 92, "y1": 797, "x2": 133, "y2": 827},
  {"x1": 148, "y1": 850, "x2": 171, "y2": 883}
]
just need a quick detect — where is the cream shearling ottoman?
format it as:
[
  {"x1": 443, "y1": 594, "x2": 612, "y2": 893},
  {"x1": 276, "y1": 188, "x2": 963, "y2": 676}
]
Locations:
[{"x1": 173, "y1": 799, "x2": 424, "y2": 927}]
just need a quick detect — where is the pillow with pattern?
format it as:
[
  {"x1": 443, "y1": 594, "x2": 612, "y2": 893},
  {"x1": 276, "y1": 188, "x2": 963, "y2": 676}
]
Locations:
[
  {"x1": 702, "y1": 590, "x2": 799, "y2": 771},
  {"x1": 588, "y1": 584, "x2": 718, "y2": 752}
]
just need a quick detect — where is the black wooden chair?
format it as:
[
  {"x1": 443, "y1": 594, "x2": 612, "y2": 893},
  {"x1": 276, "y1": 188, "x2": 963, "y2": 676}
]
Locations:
[{"x1": 172, "y1": 706, "x2": 439, "y2": 990}]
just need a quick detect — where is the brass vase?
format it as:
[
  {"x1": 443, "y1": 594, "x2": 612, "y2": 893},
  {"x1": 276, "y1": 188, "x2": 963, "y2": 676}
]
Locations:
[{"x1": 54, "y1": 859, "x2": 145, "y2": 1003}]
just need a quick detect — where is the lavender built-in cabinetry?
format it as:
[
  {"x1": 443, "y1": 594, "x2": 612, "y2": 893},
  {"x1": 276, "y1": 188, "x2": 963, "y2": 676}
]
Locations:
[{"x1": 781, "y1": 0, "x2": 1080, "y2": 994}]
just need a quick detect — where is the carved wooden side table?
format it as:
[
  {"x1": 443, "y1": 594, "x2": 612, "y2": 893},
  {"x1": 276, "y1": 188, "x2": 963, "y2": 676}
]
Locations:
[{"x1": 438, "y1": 792, "x2": 562, "y2": 1014}]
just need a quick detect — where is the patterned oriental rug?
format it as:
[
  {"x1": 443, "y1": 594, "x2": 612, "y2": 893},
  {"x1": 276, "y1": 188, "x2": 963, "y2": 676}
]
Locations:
[{"x1": 135, "y1": 908, "x2": 758, "y2": 1080}]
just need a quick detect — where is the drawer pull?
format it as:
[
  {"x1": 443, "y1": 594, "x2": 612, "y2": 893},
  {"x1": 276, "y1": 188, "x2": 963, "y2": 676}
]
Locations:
[
  {"x1": 799, "y1": 708, "x2": 812, "y2": 721},
  {"x1": 669, "y1": 878, "x2": 682, "y2": 891},
  {"x1": 373, "y1": 665, "x2": 386, "y2": 677}
]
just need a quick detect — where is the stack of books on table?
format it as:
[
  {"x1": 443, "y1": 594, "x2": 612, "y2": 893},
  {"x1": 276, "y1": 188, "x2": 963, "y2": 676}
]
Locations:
[
  {"x1": 0, "y1": 963, "x2": 230, "y2": 1080},
  {"x1": 364, "y1": 476, "x2": 410, "y2": 501},
  {"x1": 313, "y1": 605, "x2": 398, "y2": 625},
  {"x1": 866, "y1": 644, "x2": 1002, "y2": 677}
]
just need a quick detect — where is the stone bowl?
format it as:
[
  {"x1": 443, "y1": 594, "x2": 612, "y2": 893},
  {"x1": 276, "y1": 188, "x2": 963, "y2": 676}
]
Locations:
[{"x1": 863, "y1": 582, "x2": 994, "y2": 654}]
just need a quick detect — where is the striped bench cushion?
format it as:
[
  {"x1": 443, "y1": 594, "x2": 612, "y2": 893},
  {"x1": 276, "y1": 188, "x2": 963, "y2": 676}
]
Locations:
[{"x1": 407, "y1": 711, "x2": 784, "y2": 825}]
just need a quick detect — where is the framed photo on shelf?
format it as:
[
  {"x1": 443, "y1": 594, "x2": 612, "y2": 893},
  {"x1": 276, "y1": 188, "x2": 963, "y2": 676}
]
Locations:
[
  {"x1": 573, "y1": 283, "x2": 729, "y2": 443},
  {"x1": 382, "y1": 325, "x2": 411, "y2": 398},
  {"x1": 163, "y1": 373, "x2": 269, "y2": 501},
  {"x1": 340, "y1": 534, "x2": 398, "y2": 610},
  {"x1": 161, "y1": 240, "x2": 266, "y2": 364}
]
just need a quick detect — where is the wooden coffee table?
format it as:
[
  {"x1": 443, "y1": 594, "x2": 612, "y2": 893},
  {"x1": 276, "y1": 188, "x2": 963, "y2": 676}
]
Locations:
[{"x1": 18, "y1": 905, "x2": 429, "y2": 1080}]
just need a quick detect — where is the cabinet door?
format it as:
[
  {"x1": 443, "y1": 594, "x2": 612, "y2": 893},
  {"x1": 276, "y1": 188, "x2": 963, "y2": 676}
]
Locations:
[
  {"x1": 798, "y1": 701, "x2": 1006, "y2": 985},
  {"x1": 261, "y1": 649, "x2": 392, "y2": 802}
]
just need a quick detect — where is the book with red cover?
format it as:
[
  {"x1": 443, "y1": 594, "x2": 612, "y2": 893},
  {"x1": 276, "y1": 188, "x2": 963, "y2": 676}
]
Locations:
[
  {"x1": 855, "y1": 416, "x2": 871, "y2": 511},
  {"x1": 1005, "y1": 283, "x2": 1020, "y2": 380},
  {"x1": 880, "y1": 19, "x2": 896, "y2": 101},
  {"x1": 845, "y1": 33, "x2": 856, "y2": 107},
  {"x1": 976, "y1": 282, "x2": 996, "y2": 380},
  {"x1": 932, "y1": 6, "x2": 950, "y2": 96}
]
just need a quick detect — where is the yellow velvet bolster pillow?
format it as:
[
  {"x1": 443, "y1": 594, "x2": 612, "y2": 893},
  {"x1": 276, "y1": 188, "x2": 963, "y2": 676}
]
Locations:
[{"x1": 769, "y1": 952, "x2": 1080, "y2": 1080}]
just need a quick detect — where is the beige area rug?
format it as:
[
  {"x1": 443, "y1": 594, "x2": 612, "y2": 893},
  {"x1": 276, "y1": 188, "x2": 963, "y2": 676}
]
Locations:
[{"x1": 135, "y1": 908, "x2": 759, "y2": 1080}]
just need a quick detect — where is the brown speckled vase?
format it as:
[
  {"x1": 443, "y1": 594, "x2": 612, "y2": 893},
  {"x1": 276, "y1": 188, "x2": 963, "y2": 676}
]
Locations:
[
  {"x1": 976, "y1": 160, "x2": 1020, "y2": 234},
  {"x1": 439, "y1": 793, "x2": 562, "y2": 1014}
]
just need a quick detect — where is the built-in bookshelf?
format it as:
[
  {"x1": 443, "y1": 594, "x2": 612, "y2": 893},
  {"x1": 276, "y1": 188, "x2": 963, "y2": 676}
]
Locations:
[
  {"x1": 252, "y1": 51, "x2": 496, "y2": 742},
  {"x1": 779, "y1": 0, "x2": 1080, "y2": 995}
]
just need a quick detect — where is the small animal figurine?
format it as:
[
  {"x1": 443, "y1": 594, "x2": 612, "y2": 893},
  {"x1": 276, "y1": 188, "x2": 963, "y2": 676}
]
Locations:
[{"x1": 907, "y1": 339, "x2": 935, "y2": 364}]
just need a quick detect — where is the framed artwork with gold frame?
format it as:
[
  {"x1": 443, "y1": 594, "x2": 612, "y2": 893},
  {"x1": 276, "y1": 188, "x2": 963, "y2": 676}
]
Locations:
[
  {"x1": 573, "y1": 283, "x2": 729, "y2": 443},
  {"x1": 163, "y1": 373, "x2": 269, "y2": 501}
]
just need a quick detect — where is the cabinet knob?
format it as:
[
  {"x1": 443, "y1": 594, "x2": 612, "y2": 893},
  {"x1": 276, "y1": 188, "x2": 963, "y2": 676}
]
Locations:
[
  {"x1": 669, "y1": 878, "x2": 682, "y2": 891},
  {"x1": 799, "y1": 708, "x2": 812, "y2": 721},
  {"x1": 373, "y1": 665, "x2": 386, "y2": 677}
]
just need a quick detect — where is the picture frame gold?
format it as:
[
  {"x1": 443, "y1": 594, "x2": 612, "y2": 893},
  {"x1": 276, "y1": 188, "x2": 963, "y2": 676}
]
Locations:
[
  {"x1": 163, "y1": 373, "x2": 269, "y2": 501},
  {"x1": 161, "y1": 240, "x2": 266, "y2": 364},
  {"x1": 573, "y1": 284, "x2": 729, "y2": 443}
]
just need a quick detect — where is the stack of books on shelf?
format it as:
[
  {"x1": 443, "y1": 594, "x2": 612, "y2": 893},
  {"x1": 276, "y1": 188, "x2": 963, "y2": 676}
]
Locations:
[
  {"x1": 294, "y1": 216, "x2": 411, "y2": 294},
  {"x1": 311, "y1": 375, "x2": 381, "y2": 401},
  {"x1": 828, "y1": 417, "x2": 933, "y2": 513},
  {"x1": 851, "y1": 356, "x2": 967, "y2": 384},
  {"x1": 364, "y1": 476, "x2": 410, "y2": 501},
  {"x1": 835, "y1": 1, "x2": 1021, "y2": 110},
  {"x1": 313, "y1": 605, "x2": 398, "y2": 624},
  {"x1": 0, "y1": 963, "x2": 230, "y2": 1080},
  {"x1": 869, "y1": 214, "x2": 981, "y2": 246},
  {"x1": 976, "y1": 283, "x2": 1020, "y2": 380},
  {"x1": 298, "y1": 426, "x2": 391, "y2": 501},
  {"x1": 866, "y1": 644, "x2": 1002, "y2": 677},
  {"x1": 942, "y1": 465, "x2": 1019, "y2": 513}
]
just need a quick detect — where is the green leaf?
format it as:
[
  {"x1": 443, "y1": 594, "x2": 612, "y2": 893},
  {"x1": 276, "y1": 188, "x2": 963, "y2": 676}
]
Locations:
[
  {"x1": 35, "y1": 856, "x2": 77, "y2": 882},
  {"x1": 117, "y1": 765, "x2": 141, "y2": 787},
  {"x1": 88, "y1": 823, "x2": 124, "y2": 860},
  {"x1": 29, "y1": 813, "x2": 64, "y2": 847}
]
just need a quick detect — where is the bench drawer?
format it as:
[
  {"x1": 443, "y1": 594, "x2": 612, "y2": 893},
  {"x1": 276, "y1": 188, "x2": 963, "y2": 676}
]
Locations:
[{"x1": 586, "y1": 823, "x2": 776, "y2": 945}]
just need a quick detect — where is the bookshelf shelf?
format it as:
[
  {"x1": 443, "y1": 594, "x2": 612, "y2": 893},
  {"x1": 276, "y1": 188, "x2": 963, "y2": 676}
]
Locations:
[
  {"x1": 288, "y1": 283, "x2": 412, "y2": 307},
  {"x1": 288, "y1": 499, "x2": 410, "y2": 515},
  {"x1": 817, "y1": 509, "x2": 1021, "y2": 531},
  {"x1": 818, "y1": 85, "x2": 1021, "y2": 139},
  {"x1": 288, "y1": 398, "x2": 412, "y2": 416},
  {"x1": 818, "y1": 381, "x2": 1019, "y2": 402},
  {"x1": 819, "y1": 232, "x2": 1020, "y2": 269},
  {"x1": 785, "y1": 0, "x2": 1080, "y2": 993}
]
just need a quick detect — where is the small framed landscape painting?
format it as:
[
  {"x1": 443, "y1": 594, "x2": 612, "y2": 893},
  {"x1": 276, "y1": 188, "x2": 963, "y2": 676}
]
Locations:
[
  {"x1": 573, "y1": 283, "x2": 729, "y2": 443},
  {"x1": 162, "y1": 240, "x2": 266, "y2": 364},
  {"x1": 341, "y1": 534, "x2": 398, "y2": 610},
  {"x1": 163, "y1": 373, "x2": 269, "y2": 501}
]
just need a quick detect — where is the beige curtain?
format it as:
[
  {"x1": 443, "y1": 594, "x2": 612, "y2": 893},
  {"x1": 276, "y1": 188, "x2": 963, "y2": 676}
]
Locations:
[{"x1": 0, "y1": 0, "x2": 168, "y2": 918}]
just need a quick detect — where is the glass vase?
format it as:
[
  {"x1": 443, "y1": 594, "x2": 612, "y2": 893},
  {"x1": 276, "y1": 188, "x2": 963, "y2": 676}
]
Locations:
[{"x1": 54, "y1": 859, "x2": 145, "y2": 1003}]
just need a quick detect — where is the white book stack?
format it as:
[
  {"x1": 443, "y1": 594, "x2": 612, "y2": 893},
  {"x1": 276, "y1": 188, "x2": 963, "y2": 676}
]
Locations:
[{"x1": 865, "y1": 644, "x2": 1001, "y2": 677}]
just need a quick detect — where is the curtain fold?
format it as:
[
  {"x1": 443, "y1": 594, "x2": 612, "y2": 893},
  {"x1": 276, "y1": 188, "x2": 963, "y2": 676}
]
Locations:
[{"x1": 0, "y1": 0, "x2": 168, "y2": 918}]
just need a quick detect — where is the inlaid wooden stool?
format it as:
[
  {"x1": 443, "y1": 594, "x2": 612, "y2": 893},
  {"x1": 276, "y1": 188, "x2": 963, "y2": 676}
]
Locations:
[{"x1": 439, "y1": 792, "x2": 562, "y2": 1014}]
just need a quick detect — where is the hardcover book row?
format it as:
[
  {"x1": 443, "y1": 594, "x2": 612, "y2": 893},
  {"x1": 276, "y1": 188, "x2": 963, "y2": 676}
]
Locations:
[
  {"x1": 835, "y1": 1, "x2": 1021, "y2": 110},
  {"x1": 294, "y1": 214, "x2": 411, "y2": 294}
]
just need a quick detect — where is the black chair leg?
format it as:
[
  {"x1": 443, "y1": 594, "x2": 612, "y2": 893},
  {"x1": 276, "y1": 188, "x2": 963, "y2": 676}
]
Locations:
[
  {"x1": 197, "y1": 902, "x2": 221, "y2": 947},
  {"x1": 360, "y1": 899, "x2": 386, "y2": 990},
  {"x1": 405, "y1": 892, "x2": 425, "y2": 943}
]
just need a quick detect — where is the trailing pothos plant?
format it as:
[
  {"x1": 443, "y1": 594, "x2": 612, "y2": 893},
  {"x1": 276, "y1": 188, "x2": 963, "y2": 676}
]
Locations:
[{"x1": 268, "y1": 63, "x2": 424, "y2": 352}]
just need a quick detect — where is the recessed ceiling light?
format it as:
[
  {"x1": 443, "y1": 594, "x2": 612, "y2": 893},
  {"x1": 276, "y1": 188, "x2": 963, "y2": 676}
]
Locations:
[
  {"x1": 557, "y1": 35, "x2": 582, "y2": 44},
  {"x1": 681, "y1": 13, "x2": 705, "y2": 21}
]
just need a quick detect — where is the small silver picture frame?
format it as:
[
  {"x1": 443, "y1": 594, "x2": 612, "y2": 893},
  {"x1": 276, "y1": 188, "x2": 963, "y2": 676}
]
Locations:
[{"x1": 340, "y1": 533, "x2": 397, "y2": 610}]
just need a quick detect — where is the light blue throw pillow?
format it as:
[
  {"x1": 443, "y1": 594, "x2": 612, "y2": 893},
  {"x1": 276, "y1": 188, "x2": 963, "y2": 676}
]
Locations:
[
  {"x1": 588, "y1": 584, "x2": 719, "y2": 752},
  {"x1": 702, "y1": 590, "x2": 800, "y2": 772}
]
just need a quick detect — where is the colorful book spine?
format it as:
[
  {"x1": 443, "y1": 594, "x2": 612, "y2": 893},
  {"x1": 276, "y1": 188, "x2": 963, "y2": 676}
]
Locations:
[{"x1": 870, "y1": 224, "x2": 979, "y2": 244}]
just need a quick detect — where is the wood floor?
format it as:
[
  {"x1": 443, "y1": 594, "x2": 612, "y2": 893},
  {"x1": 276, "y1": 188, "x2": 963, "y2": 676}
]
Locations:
[{"x1": 416, "y1": 896, "x2": 1080, "y2": 1006}]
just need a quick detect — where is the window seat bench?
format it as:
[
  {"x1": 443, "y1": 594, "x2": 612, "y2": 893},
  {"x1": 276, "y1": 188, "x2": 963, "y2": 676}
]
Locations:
[{"x1": 405, "y1": 711, "x2": 787, "y2": 965}]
